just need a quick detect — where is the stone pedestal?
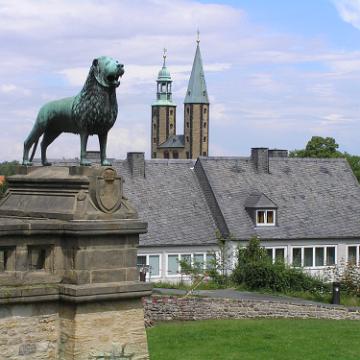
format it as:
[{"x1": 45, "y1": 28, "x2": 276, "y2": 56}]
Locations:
[{"x1": 0, "y1": 166, "x2": 152, "y2": 359}]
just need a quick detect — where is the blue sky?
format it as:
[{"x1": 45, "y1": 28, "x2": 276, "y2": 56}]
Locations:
[{"x1": 1, "y1": 0, "x2": 360, "y2": 160}]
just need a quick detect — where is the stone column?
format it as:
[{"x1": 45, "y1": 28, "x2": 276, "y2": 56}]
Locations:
[{"x1": 0, "y1": 166, "x2": 152, "y2": 359}]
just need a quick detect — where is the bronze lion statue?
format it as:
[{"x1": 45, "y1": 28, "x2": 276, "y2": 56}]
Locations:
[{"x1": 22, "y1": 56, "x2": 124, "y2": 166}]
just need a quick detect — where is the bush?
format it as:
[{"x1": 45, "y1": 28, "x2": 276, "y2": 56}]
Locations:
[
  {"x1": 232, "y1": 237, "x2": 329, "y2": 295},
  {"x1": 328, "y1": 261, "x2": 360, "y2": 297},
  {"x1": 341, "y1": 263, "x2": 360, "y2": 296}
]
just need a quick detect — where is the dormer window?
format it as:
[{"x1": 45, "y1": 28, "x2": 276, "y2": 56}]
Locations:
[
  {"x1": 256, "y1": 209, "x2": 276, "y2": 226},
  {"x1": 245, "y1": 192, "x2": 277, "y2": 227}
]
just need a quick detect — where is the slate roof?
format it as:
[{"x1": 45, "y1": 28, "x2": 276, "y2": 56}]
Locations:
[
  {"x1": 112, "y1": 159, "x2": 217, "y2": 247},
  {"x1": 195, "y1": 156, "x2": 360, "y2": 240},
  {"x1": 158, "y1": 135, "x2": 185, "y2": 149},
  {"x1": 244, "y1": 193, "x2": 277, "y2": 209}
]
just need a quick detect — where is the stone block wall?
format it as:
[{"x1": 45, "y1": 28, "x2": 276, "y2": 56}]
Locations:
[
  {"x1": 0, "y1": 303, "x2": 59, "y2": 359},
  {"x1": 143, "y1": 296, "x2": 360, "y2": 325}
]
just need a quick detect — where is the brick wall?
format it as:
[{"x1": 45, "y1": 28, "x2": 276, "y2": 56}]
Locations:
[{"x1": 143, "y1": 296, "x2": 360, "y2": 325}]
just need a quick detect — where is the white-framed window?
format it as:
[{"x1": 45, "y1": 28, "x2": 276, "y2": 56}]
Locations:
[
  {"x1": 291, "y1": 246, "x2": 336, "y2": 268},
  {"x1": 167, "y1": 254, "x2": 179, "y2": 276},
  {"x1": 256, "y1": 209, "x2": 276, "y2": 226},
  {"x1": 347, "y1": 245, "x2": 360, "y2": 265},
  {"x1": 265, "y1": 247, "x2": 286, "y2": 263},
  {"x1": 137, "y1": 254, "x2": 161, "y2": 278},
  {"x1": 166, "y1": 253, "x2": 212, "y2": 276}
]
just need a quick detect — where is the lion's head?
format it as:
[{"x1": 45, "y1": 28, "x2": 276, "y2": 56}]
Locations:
[{"x1": 92, "y1": 56, "x2": 124, "y2": 88}]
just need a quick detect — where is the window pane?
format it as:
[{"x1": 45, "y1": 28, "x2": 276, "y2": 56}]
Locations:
[
  {"x1": 168, "y1": 255, "x2": 178, "y2": 275},
  {"x1": 206, "y1": 254, "x2": 216, "y2": 269},
  {"x1": 293, "y1": 248, "x2": 301, "y2": 267},
  {"x1": 149, "y1": 255, "x2": 159, "y2": 276},
  {"x1": 348, "y1": 246, "x2": 357, "y2": 264},
  {"x1": 194, "y1": 254, "x2": 204, "y2": 268},
  {"x1": 266, "y1": 249, "x2": 273, "y2": 261},
  {"x1": 180, "y1": 254, "x2": 191, "y2": 271},
  {"x1": 315, "y1": 248, "x2": 324, "y2": 267},
  {"x1": 137, "y1": 256, "x2": 146, "y2": 267},
  {"x1": 326, "y1": 247, "x2": 335, "y2": 266},
  {"x1": 275, "y1": 248, "x2": 284, "y2": 263},
  {"x1": 267, "y1": 211, "x2": 274, "y2": 224},
  {"x1": 257, "y1": 211, "x2": 265, "y2": 224},
  {"x1": 304, "y1": 248, "x2": 313, "y2": 267}
]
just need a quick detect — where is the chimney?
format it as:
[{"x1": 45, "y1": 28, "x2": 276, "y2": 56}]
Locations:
[
  {"x1": 268, "y1": 149, "x2": 288, "y2": 158},
  {"x1": 251, "y1": 148, "x2": 269, "y2": 173},
  {"x1": 127, "y1": 152, "x2": 145, "y2": 178}
]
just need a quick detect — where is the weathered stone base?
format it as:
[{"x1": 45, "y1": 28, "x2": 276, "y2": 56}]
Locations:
[
  {"x1": 0, "y1": 302, "x2": 59, "y2": 359},
  {"x1": 0, "y1": 299, "x2": 149, "y2": 359},
  {"x1": 60, "y1": 299, "x2": 149, "y2": 360}
]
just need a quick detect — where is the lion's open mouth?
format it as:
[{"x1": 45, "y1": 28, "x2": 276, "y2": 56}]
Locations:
[{"x1": 107, "y1": 73, "x2": 122, "y2": 87}]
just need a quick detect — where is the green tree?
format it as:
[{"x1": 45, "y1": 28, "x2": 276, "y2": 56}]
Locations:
[
  {"x1": 343, "y1": 153, "x2": 360, "y2": 182},
  {"x1": 290, "y1": 136, "x2": 360, "y2": 182},
  {"x1": 289, "y1": 136, "x2": 341, "y2": 158}
]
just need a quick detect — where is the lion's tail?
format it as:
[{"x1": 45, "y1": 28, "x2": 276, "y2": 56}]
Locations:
[{"x1": 29, "y1": 139, "x2": 39, "y2": 163}]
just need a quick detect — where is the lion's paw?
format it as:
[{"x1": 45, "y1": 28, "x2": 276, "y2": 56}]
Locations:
[
  {"x1": 80, "y1": 159, "x2": 92, "y2": 166},
  {"x1": 22, "y1": 160, "x2": 33, "y2": 167},
  {"x1": 101, "y1": 159, "x2": 112, "y2": 166}
]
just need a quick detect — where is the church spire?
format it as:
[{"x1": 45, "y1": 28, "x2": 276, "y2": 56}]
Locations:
[
  {"x1": 154, "y1": 49, "x2": 174, "y2": 105},
  {"x1": 184, "y1": 35, "x2": 209, "y2": 104}
]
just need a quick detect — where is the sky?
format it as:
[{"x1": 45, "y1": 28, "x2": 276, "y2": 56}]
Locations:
[{"x1": 1, "y1": 0, "x2": 360, "y2": 161}]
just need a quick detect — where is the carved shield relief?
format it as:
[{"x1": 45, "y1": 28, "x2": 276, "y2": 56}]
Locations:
[{"x1": 95, "y1": 168, "x2": 122, "y2": 213}]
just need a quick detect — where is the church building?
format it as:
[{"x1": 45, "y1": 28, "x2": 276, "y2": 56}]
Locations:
[{"x1": 151, "y1": 39, "x2": 209, "y2": 159}]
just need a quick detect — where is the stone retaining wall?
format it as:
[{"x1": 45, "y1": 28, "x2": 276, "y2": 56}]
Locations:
[{"x1": 143, "y1": 296, "x2": 360, "y2": 325}]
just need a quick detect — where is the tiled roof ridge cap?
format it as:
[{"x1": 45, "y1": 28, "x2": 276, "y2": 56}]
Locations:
[{"x1": 200, "y1": 156, "x2": 348, "y2": 162}]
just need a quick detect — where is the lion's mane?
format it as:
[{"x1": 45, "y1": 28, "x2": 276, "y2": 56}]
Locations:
[{"x1": 72, "y1": 65, "x2": 118, "y2": 135}]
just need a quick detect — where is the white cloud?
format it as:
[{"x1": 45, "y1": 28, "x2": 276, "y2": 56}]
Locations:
[
  {"x1": 0, "y1": 84, "x2": 17, "y2": 93},
  {"x1": 333, "y1": 0, "x2": 360, "y2": 30},
  {"x1": 1, "y1": 0, "x2": 360, "y2": 161},
  {"x1": 0, "y1": 84, "x2": 31, "y2": 96}
]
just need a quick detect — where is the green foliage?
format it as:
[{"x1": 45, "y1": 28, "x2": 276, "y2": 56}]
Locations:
[
  {"x1": 206, "y1": 230, "x2": 233, "y2": 286},
  {"x1": 289, "y1": 136, "x2": 360, "y2": 182},
  {"x1": 147, "y1": 319, "x2": 360, "y2": 360},
  {"x1": 178, "y1": 257, "x2": 204, "y2": 285},
  {"x1": 341, "y1": 262, "x2": 360, "y2": 297},
  {"x1": 0, "y1": 161, "x2": 19, "y2": 176},
  {"x1": 176, "y1": 230, "x2": 233, "y2": 288},
  {"x1": 343, "y1": 152, "x2": 360, "y2": 183},
  {"x1": 327, "y1": 260, "x2": 360, "y2": 298},
  {"x1": 289, "y1": 136, "x2": 341, "y2": 158},
  {"x1": 0, "y1": 161, "x2": 18, "y2": 197},
  {"x1": 232, "y1": 237, "x2": 329, "y2": 295}
]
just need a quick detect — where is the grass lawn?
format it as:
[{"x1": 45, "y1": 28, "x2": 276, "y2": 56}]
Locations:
[{"x1": 147, "y1": 319, "x2": 360, "y2": 360}]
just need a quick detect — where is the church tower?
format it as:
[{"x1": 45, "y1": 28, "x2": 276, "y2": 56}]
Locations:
[
  {"x1": 151, "y1": 49, "x2": 177, "y2": 159},
  {"x1": 184, "y1": 36, "x2": 209, "y2": 159}
]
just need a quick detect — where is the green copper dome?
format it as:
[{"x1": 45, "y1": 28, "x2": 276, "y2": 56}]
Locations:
[
  {"x1": 158, "y1": 65, "x2": 171, "y2": 81},
  {"x1": 153, "y1": 49, "x2": 175, "y2": 106}
]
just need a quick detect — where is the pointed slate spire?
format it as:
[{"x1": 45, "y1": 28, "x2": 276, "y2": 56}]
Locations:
[{"x1": 184, "y1": 35, "x2": 209, "y2": 104}]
